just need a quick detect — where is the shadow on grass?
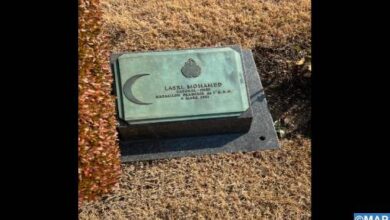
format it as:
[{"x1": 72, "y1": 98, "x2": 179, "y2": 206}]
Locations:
[{"x1": 253, "y1": 36, "x2": 311, "y2": 138}]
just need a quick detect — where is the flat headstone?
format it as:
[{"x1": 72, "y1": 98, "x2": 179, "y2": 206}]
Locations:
[
  {"x1": 113, "y1": 46, "x2": 250, "y2": 124},
  {"x1": 111, "y1": 47, "x2": 280, "y2": 162},
  {"x1": 112, "y1": 46, "x2": 256, "y2": 140}
]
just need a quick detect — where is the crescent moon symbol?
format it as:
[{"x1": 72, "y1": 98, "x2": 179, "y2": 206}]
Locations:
[{"x1": 123, "y1": 74, "x2": 152, "y2": 105}]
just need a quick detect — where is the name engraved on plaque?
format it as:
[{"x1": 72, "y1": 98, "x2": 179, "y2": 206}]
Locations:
[{"x1": 156, "y1": 82, "x2": 231, "y2": 100}]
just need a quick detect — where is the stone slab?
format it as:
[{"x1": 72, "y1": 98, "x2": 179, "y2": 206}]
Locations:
[
  {"x1": 117, "y1": 111, "x2": 253, "y2": 140},
  {"x1": 119, "y1": 49, "x2": 280, "y2": 162},
  {"x1": 114, "y1": 46, "x2": 254, "y2": 140}
]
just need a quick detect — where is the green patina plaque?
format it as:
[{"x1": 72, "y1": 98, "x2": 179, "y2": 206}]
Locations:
[{"x1": 113, "y1": 46, "x2": 250, "y2": 124}]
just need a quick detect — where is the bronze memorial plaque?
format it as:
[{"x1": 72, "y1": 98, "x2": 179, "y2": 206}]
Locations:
[{"x1": 110, "y1": 45, "x2": 280, "y2": 162}]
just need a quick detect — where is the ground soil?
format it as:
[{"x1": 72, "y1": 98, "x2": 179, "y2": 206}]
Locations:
[{"x1": 79, "y1": 0, "x2": 311, "y2": 219}]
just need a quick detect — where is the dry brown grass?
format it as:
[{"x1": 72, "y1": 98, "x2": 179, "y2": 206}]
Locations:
[
  {"x1": 79, "y1": 0, "x2": 311, "y2": 218},
  {"x1": 101, "y1": 0, "x2": 310, "y2": 51},
  {"x1": 80, "y1": 138, "x2": 311, "y2": 219}
]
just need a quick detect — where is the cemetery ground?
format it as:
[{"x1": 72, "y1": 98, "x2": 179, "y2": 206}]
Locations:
[{"x1": 79, "y1": 0, "x2": 311, "y2": 219}]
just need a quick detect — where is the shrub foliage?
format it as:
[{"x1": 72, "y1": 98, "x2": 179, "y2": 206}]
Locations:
[{"x1": 78, "y1": 0, "x2": 121, "y2": 204}]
